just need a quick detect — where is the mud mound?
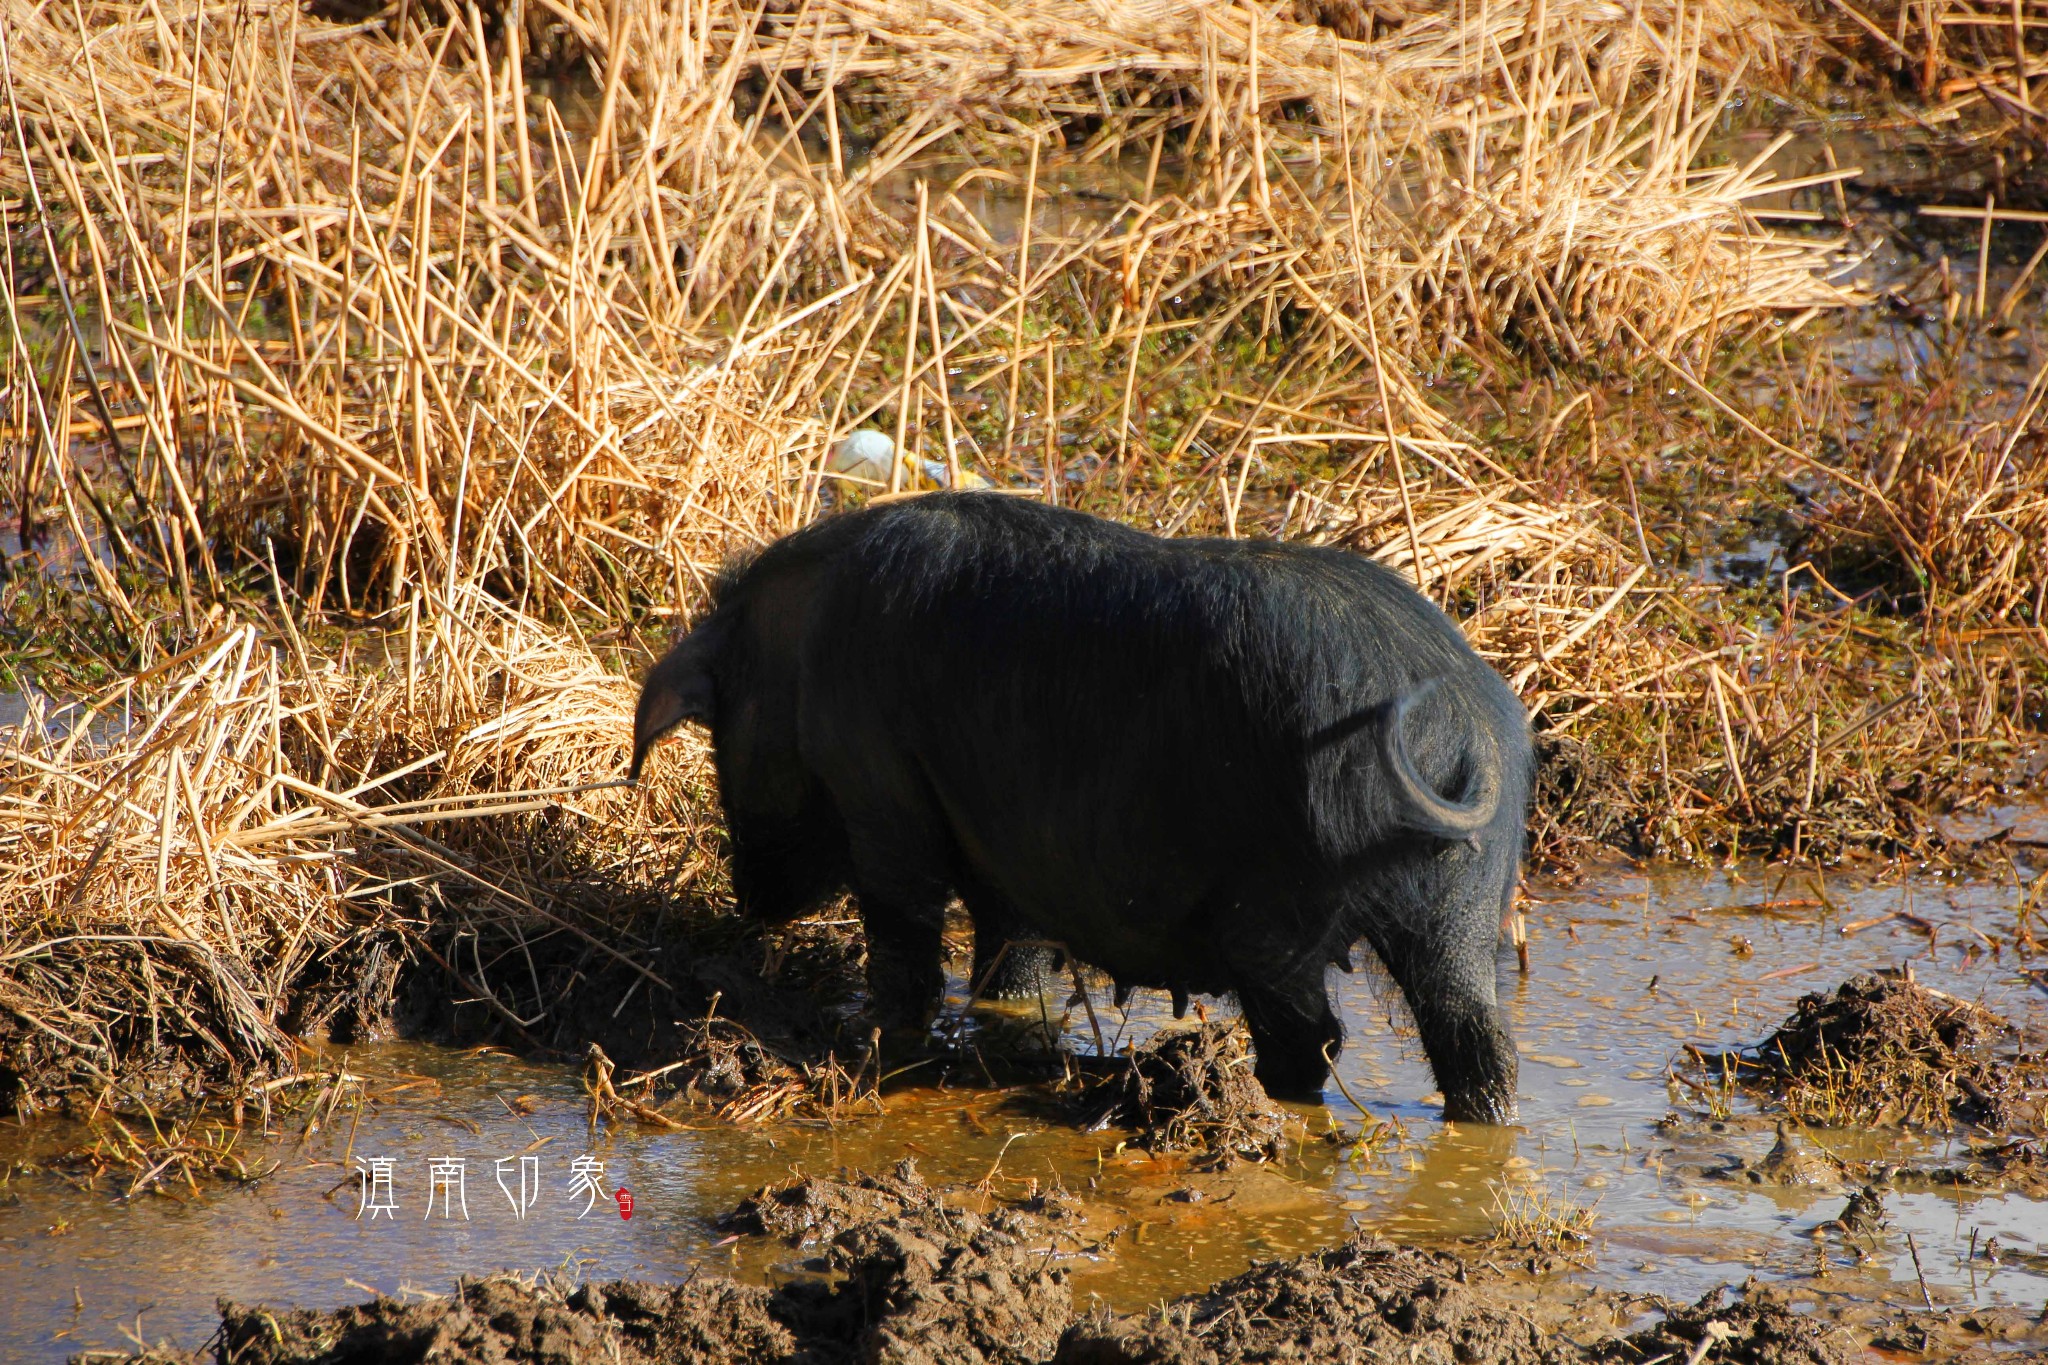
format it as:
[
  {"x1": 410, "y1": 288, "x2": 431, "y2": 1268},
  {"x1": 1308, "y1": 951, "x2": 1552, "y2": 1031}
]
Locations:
[
  {"x1": 1687, "y1": 973, "x2": 2048, "y2": 1129},
  {"x1": 722, "y1": 1158, "x2": 948, "y2": 1244},
  {"x1": 1077, "y1": 1021, "x2": 1291, "y2": 1161},
  {"x1": 716, "y1": 1158, "x2": 1079, "y2": 1364},
  {"x1": 1057, "y1": 1242, "x2": 1849, "y2": 1365},
  {"x1": 720, "y1": 1158, "x2": 1085, "y2": 1248},
  {"x1": 1598, "y1": 1282, "x2": 1853, "y2": 1365},
  {"x1": 1054, "y1": 1238, "x2": 1558, "y2": 1365},
  {"x1": 206, "y1": 1274, "x2": 799, "y2": 1365},
  {"x1": 99, "y1": 1236, "x2": 1859, "y2": 1365},
  {"x1": 190, "y1": 1209, "x2": 1068, "y2": 1365},
  {"x1": 1701, "y1": 1122, "x2": 1847, "y2": 1189},
  {"x1": 815, "y1": 1196, "x2": 1073, "y2": 1365}
]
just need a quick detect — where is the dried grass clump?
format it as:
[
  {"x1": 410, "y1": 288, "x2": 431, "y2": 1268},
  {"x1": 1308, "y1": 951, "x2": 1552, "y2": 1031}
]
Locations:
[
  {"x1": 1503, "y1": 575, "x2": 2040, "y2": 861},
  {"x1": 293, "y1": 586, "x2": 714, "y2": 889},
  {"x1": 0, "y1": 628, "x2": 349, "y2": 1107},
  {"x1": 728, "y1": 0, "x2": 1865, "y2": 376},
  {"x1": 0, "y1": 596, "x2": 715, "y2": 1111},
  {"x1": 1802, "y1": 373, "x2": 2048, "y2": 622},
  {"x1": 0, "y1": 0, "x2": 1865, "y2": 641},
  {"x1": 608, "y1": 1009, "x2": 871, "y2": 1125},
  {"x1": 1400, "y1": 135, "x2": 1867, "y2": 365},
  {"x1": 820, "y1": 0, "x2": 1868, "y2": 386},
  {"x1": 737, "y1": 0, "x2": 1828, "y2": 142},
  {"x1": 1272, "y1": 440, "x2": 2038, "y2": 862},
  {"x1": 1485, "y1": 1179, "x2": 1597, "y2": 1253},
  {"x1": 0, "y1": 0, "x2": 841, "y2": 623}
]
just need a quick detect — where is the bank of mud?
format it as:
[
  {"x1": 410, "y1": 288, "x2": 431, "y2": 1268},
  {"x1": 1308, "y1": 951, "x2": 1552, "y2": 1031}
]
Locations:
[
  {"x1": 1684, "y1": 970, "x2": 2048, "y2": 1132},
  {"x1": 87, "y1": 1165, "x2": 2036, "y2": 1365},
  {"x1": 66, "y1": 958, "x2": 2048, "y2": 1365}
]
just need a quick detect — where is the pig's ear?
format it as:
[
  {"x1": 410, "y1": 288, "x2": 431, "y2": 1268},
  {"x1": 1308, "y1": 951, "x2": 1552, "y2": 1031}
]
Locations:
[{"x1": 631, "y1": 631, "x2": 719, "y2": 781}]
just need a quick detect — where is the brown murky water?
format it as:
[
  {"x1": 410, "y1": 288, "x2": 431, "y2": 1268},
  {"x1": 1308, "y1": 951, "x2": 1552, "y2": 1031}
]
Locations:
[
  {"x1": 1715, "y1": 119, "x2": 2048, "y2": 392},
  {"x1": 6, "y1": 859, "x2": 2048, "y2": 1361}
]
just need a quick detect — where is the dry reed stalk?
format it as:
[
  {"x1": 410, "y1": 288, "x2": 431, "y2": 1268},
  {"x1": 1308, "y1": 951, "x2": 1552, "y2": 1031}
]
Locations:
[
  {"x1": 0, "y1": 592, "x2": 717, "y2": 1110},
  {"x1": 1813, "y1": 0, "x2": 2047, "y2": 118},
  {"x1": 1801, "y1": 366, "x2": 2048, "y2": 621},
  {"x1": 0, "y1": 0, "x2": 1863, "y2": 644}
]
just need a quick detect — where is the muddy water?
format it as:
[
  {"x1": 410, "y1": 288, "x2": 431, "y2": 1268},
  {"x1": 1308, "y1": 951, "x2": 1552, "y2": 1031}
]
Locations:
[
  {"x1": 1707, "y1": 120, "x2": 2047, "y2": 379},
  {"x1": 6, "y1": 861, "x2": 2048, "y2": 1360}
]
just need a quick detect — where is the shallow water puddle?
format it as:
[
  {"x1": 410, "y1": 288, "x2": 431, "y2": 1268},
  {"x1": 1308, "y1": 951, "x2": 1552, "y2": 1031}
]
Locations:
[{"x1": 5, "y1": 860, "x2": 2048, "y2": 1360}]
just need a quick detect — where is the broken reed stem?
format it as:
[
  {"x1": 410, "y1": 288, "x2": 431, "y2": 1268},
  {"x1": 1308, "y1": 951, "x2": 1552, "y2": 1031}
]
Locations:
[{"x1": 1005, "y1": 134, "x2": 1040, "y2": 468}]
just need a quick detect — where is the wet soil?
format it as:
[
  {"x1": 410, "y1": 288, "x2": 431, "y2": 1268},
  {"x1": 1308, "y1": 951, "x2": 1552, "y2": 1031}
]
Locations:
[
  {"x1": 97, "y1": 1262, "x2": 2048, "y2": 1365},
  {"x1": 99, "y1": 1222, "x2": 1863, "y2": 1365},
  {"x1": 1059, "y1": 1239, "x2": 1584, "y2": 1365},
  {"x1": 719, "y1": 1159, "x2": 1092, "y2": 1249},
  {"x1": 1676, "y1": 1114, "x2": 2048, "y2": 1202},
  {"x1": 1063, "y1": 1247, "x2": 1866, "y2": 1365},
  {"x1": 721, "y1": 1160, "x2": 963, "y2": 1244},
  {"x1": 130, "y1": 1160, "x2": 1081, "y2": 1365},
  {"x1": 804, "y1": 1187, "x2": 1075, "y2": 1365},
  {"x1": 1734, "y1": 1125, "x2": 1847, "y2": 1188},
  {"x1": 1597, "y1": 1282, "x2": 1853, "y2": 1365},
  {"x1": 1685, "y1": 971, "x2": 2048, "y2": 1130},
  {"x1": 225, "y1": 1277, "x2": 798, "y2": 1365},
  {"x1": 1913, "y1": 1136, "x2": 2048, "y2": 1193}
]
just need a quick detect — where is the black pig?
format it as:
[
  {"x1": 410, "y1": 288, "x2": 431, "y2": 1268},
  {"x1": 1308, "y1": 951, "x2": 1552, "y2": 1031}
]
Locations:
[{"x1": 632, "y1": 493, "x2": 1531, "y2": 1122}]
